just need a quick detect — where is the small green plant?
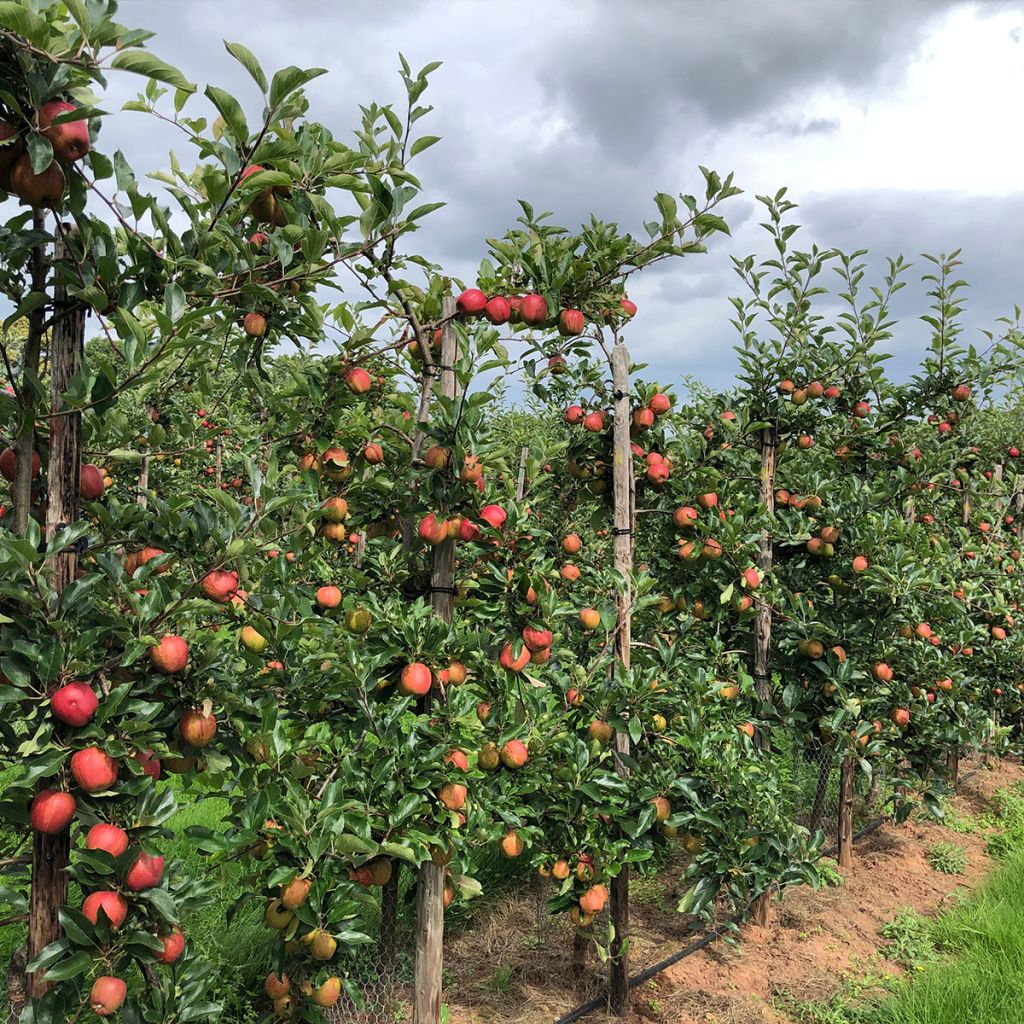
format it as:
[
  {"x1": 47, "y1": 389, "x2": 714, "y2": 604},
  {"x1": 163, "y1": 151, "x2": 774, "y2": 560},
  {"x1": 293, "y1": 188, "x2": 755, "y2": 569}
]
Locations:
[
  {"x1": 818, "y1": 859, "x2": 845, "y2": 887},
  {"x1": 477, "y1": 965, "x2": 515, "y2": 994},
  {"x1": 880, "y1": 909, "x2": 938, "y2": 970},
  {"x1": 927, "y1": 841, "x2": 968, "y2": 875}
]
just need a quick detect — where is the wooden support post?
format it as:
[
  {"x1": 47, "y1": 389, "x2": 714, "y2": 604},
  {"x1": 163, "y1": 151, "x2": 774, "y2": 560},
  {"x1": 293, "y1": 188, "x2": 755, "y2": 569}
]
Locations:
[
  {"x1": 753, "y1": 422, "x2": 777, "y2": 714},
  {"x1": 12, "y1": 211, "x2": 47, "y2": 536},
  {"x1": 214, "y1": 434, "x2": 223, "y2": 489},
  {"x1": 137, "y1": 454, "x2": 150, "y2": 508},
  {"x1": 837, "y1": 756, "x2": 855, "y2": 868},
  {"x1": 412, "y1": 296, "x2": 457, "y2": 1024},
  {"x1": 28, "y1": 226, "x2": 85, "y2": 996},
  {"x1": 946, "y1": 748, "x2": 959, "y2": 790},
  {"x1": 609, "y1": 340, "x2": 633, "y2": 1016},
  {"x1": 515, "y1": 445, "x2": 529, "y2": 502}
]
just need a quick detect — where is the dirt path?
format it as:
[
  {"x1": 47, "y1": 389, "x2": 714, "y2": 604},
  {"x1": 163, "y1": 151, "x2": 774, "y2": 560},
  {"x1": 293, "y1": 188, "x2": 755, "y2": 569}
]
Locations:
[{"x1": 445, "y1": 758, "x2": 1022, "y2": 1024}]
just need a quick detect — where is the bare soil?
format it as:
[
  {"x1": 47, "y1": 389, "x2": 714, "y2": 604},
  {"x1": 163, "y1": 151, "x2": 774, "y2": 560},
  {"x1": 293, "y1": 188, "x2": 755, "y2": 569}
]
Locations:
[{"x1": 444, "y1": 757, "x2": 1023, "y2": 1024}]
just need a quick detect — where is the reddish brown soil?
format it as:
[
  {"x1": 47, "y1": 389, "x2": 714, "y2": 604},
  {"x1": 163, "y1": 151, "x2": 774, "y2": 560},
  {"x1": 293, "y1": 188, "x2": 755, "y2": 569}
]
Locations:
[{"x1": 444, "y1": 758, "x2": 1022, "y2": 1024}]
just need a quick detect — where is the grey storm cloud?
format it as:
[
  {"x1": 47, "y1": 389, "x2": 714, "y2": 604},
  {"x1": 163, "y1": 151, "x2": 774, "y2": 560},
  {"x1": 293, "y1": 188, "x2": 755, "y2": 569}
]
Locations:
[{"x1": 96, "y1": 0, "x2": 1024, "y2": 393}]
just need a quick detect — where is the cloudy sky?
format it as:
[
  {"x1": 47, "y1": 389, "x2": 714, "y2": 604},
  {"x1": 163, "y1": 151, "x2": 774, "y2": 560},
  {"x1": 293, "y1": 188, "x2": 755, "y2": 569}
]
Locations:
[{"x1": 107, "y1": 0, "x2": 1024, "y2": 390}]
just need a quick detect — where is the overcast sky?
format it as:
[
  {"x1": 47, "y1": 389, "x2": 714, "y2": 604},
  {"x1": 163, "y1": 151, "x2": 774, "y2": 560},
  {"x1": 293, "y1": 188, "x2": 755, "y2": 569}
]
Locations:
[{"x1": 107, "y1": 0, "x2": 1024, "y2": 390}]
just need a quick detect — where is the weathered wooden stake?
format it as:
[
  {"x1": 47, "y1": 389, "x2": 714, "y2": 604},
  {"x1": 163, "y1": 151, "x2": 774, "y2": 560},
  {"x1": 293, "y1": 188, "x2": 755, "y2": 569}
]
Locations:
[
  {"x1": 609, "y1": 340, "x2": 633, "y2": 1016},
  {"x1": 413, "y1": 296, "x2": 458, "y2": 1024},
  {"x1": 12, "y1": 211, "x2": 47, "y2": 536},
  {"x1": 515, "y1": 444, "x2": 529, "y2": 502},
  {"x1": 28, "y1": 226, "x2": 85, "y2": 996},
  {"x1": 214, "y1": 434, "x2": 223, "y2": 489},
  {"x1": 837, "y1": 756, "x2": 855, "y2": 868}
]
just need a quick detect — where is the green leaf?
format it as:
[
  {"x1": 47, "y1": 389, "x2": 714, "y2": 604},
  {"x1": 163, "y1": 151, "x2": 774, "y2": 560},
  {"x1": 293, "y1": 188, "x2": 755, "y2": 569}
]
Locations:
[
  {"x1": 38, "y1": 950, "x2": 93, "y2": 981},
  {"x1": 110, "y1": 51, "x2": 197, "y2": 94},
  {"x1": 269, "y1": 66, "x2": 327, "y2": 109},
  {"x1": 205, "y1": 85, "x2": 249, "y2": 143},
  {"x1": 26, "y1": 134, "x2": 53, "y2": 175},
  {"x1": 224, "y1": 41, "x2": 267, "y2": 93},
  {"x1": 410, "y1": 135, "x2": 441, "y2": 159}
]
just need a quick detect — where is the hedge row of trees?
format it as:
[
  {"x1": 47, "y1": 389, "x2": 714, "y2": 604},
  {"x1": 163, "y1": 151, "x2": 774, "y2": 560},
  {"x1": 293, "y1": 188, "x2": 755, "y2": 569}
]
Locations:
[{"x1": 1, "y1": 3, "x2": 1023, "y2": 1022}]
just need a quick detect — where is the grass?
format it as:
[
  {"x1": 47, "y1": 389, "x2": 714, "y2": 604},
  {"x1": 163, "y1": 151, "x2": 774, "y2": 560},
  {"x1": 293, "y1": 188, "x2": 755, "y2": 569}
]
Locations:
[
  {"x1": 925, "y1": 841, "x2": 968, "y2": 875},
  {"x1": 868, "y1": 845, "x2": 1024, "y2": 1023}
]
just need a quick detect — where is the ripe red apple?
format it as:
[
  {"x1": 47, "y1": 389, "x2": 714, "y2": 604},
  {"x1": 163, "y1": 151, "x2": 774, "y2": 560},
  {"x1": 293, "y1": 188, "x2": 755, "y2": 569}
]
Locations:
[
  {"x1": 315, "y1": 585, "x2": 342, "y2": 609},
  {"x1": 180, "y1": 709, "x2": 217, "y2": 747},
  {"x1": 364, "y1": 442, "x2": 384, "y2": 464},
  {"x1": 520, "y1": 293, "x2": 548, "y2": 326},
  {"x1": 9, "y1": 153, "x2": 65, "y2": 206},
  {"x1": 0, "y1": 445, "x2": 40, "y2": 481},
  {"x1": 564, "y1": 404, "x2": 584, "y2": 425},
  {"x1": 419, "y1": 512, "x2": 448, "y2": 546},
  {"x1": 243, "y1": 312, "x2": 266, "y2": 337},
  {"x1": 951, "y1": 384, "x2": 971, "y2": 402},
  {"x1": 89, "y1": 976, "x2": 126, "y2": 1017},
  {"x1": 648, "y1": 393, "x2": 670, "y2": 415},
  {"x1": 480, "y1": 504, "x2": 506, "y2": 529},
  {"x1": 82, "y1": 890, "x2": 128, "y2": 929},
  {"x1": 483, "y1": 296, "x2": 510, "y2": 324},
  {"x1": 522, "y1": 626, "x2": 553, "y2": 652},
  {"x1": 852, "y1": 556, "x2": 869, "y2": 573},
  {"x1": 632, "y1": 408, "x2": 655, "y2": 430},
  {"x1": 500, "y1": 739, "x2": 528, "y2": 768},
  {"x1": 30, "y1": 789, "x2": 75, "y2": 834},
  {"x1": 51, "y1": 681, "x2": 98, "y2": 726},
  {"x1": 583, "y1": 410, "x2": 606, "y2": 432},
  {"x1": 86, "y1": 822, "x2": 129, "y2": 857},
  {"x1": 201, "y1": 569, "x2": 238, "y2": 603},
  {"x1": 156, "y1": 928, "x2": 186, "y2": 964},
  {"x1": 125, "y1": 850, "x2": 165, "y2": 891},
  {"x1": 742, "y1": 567, "x2": 761, "y2": 589},
  {"x1": 619, "y1": 298, "x2": 637, "y2": 317},
  {"x1": 134, "y1": 749, "x2": 161, "y2": 778},
  {"x1": 873, "y1": 662, "x2": 894, "y2": 683},
  {"x1": 70, "y1": 747, "x2": 118, "y2": 792},
  {"x1": 265, "y1": 972, "x2": 291, "y2": 999},
  {"x1": 39, "y1": 101, "x2": 90, "y2": 162},
  {"x1": 647, "y1": 461, "x2": 670, "y2": 485},
  {"x1": 444, "y1": 749, "x2": 469, "y2": 772},
  {"x1": 150, "y1": 636, "x2": 188, "y2": 674},
  {"x1": 458, "y1": 518, "x2": 480, "y2": 542},
  {"x1": 499, "y1": 643, "x2": 530, "y2": 673},
  {"x1": 891, "y1": 708, "x2": 910, "y2": 728},
  {"x1": 697, "y1": 492, "x2": 718, "y2": 510},
  {"x1": 456, "y1": 288, "x2": 487, "y2": 315},
  {"x1": 673, "y1": 506, "x2": 698, "y2": 529},
  {"x1": 558, "y1": 309, "x2": 585, "y2": 336},
  {"x1": 852, "y1": 400, "x2": 870, "y2": 418},
  {"x1": 439, "y1": 782, "x2": 467, "y2": 811},
  {"x1": 321, "y1": 496, "x2": 349, "y2": 522},
  {"x1": 80, "y1": 463, "x2": 105, "y2": 501},
  {"x1": 344, "y1": 367, "x2": 372, "y2": 394},
  {"x1": 797, "y1": 434, "x2": 814, "y2": 449},
  {"x1": 399, "y1": 662, "x2": 432, "y2": 697}
]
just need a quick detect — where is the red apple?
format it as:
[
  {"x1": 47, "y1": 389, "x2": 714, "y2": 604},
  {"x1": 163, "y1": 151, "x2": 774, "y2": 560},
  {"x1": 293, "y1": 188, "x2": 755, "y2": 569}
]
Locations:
[
  {"x1": 125, "y1": 850, "x2": 165, "y2": 891},
  {"x1": 345, "y1": 367, "x2": 372, "y2": 394},
  {"x1": 150, "y1": 636, "x2": 189, "y2": 674},
  {"x1": 480, "y1": 504, "x2": 506, "y2": 529},
  {"x1": 39, "y1": 101, "x2": 90, "y2": 162},
  {"x1": 30, "y1": 789, "x2": 75, "y2": 834},
  {"x1": 82, "y1": 890, "x2": 128, "y2": 929},
  {"x1": 456, "y1": 288, "x2": 487, "y2": 315},
  {"x1": 483, "y1": 296, "x2": 510, "y2": 325},
  {"x1": 156, "y1": 927, "x2": 186, "y2": 964},
  {"x1": 89, "y1": 976, "x2": 127, "y2": 1017},
  {"x1": 86, "y1": 822, "x2": 129, "y2": 857},
  {"x1": 520, "y1": 293, "x2": 549, "y2": 326},
  {"x1": 399, "y1": 662, "x2": 432, "y2": 697},
  {"x1": 80, "y1": 463, "x2": 105, "y2": 501},
  {"x1": 50, "y1": 681, "x2": 98, "y2": 726},
  {"x1": 70, "y1": 747, "x2": 118, "y2": 792},
  {"x1": 201, "y1": 569, "x2": 238, "y2": 603},
  {"x1": 558, "y1": 309, "x2": 585, "y2": 336},
  {"x1": 180, "y1": 709, "x2": 217, "y2": 747}
]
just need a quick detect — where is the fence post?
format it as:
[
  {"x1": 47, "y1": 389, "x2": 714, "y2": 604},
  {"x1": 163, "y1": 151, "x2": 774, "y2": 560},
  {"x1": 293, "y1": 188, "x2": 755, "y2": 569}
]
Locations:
[
  {"x1": 137, "y1": 411, "x2": 150, "y2": 508},
  {"x1": 27, "y1": 225, "x2": 85, "y2": 996},
  {"x1": 608, "y1": 340, "x2": 633, "y2": 1016},
  {"x1": 837, "y1": 756, "x2": 855, "y2": 868},
  {"x1": 750, "y1": 422, "x2": 778, "y2": 927},
  {"x1": 412, "y1": 295, "x2": 458, "y2": 1024}
]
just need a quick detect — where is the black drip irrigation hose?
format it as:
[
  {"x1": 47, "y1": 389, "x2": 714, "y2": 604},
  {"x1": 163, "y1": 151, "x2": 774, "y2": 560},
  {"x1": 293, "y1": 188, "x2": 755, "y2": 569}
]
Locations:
[{"x1": 553, "y1": 815, "x2": 893, "y2": 1024}]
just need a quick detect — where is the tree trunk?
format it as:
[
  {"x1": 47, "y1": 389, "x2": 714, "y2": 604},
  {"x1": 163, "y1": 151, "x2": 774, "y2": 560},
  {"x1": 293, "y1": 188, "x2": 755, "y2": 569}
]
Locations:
[
  {"x1": 608, "y1": 341, "x2": 633, "y2": 1017},
  {"x1": 28, "y1": 224, "x2": 85, "y2": 997},
  {"x1": 753, "y1": 423, "x2": 777, "y2": 715},
  {"x1": 413, "y1": 296, "x2": 457, "y2": 1024}
]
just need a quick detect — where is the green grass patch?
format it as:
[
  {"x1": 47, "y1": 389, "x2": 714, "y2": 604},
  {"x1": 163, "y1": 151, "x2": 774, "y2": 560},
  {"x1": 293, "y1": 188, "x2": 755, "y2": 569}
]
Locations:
[{"x1": 925, "y1": 841, "x2": 967, "y2": 875}]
